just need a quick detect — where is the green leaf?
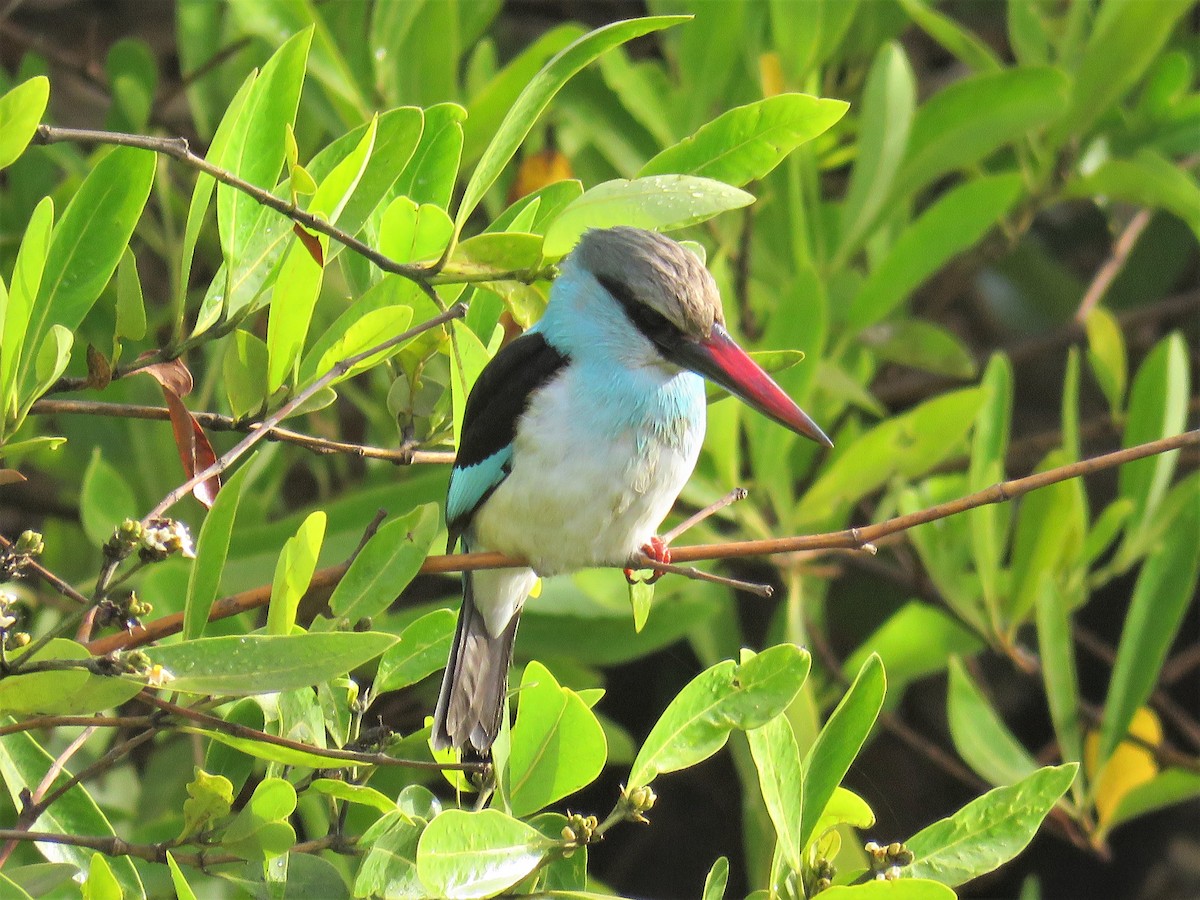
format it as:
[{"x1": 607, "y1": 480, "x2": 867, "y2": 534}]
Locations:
[
  {"x1": 79, "y1": 449, "x2": 138, "y2": 548},
  {"x1": 702, "y1": 856, "x2": 729, "y2": 900},
  {"x1": 628, "y1": 644, "x2": 811, "y2": 789},
  {"x1": 899, "y1": 67, "x2": 1067, "y2": 198},
  {"x1": 906, "y1": 764, "x2": 1077, "y2": 886},
  {"x1": 416, "y1": 809, "x2": 548, "y2": 899},
  {"x1": 848, "y1": 174, "x2": 1023, "y2": 329},
  {"x1": 747, "y1": 714, "x2": 804, "y2": 873},
  {"x1": 1067, "y1": 150, "x2": 1200, "y2": 239},
  {"x1": 821, "y1": 880, "x2": 956, "y2": 899},
  {"x1": 222, "y1": 777, "x2": 297, "y2": 860},
  {"x1": 179, "y1": 768, "x2": 233, "y2": 840},
  {"x1": 0, "y1": 726, "x2": 144, "y2": 896},
  {"x1": 354, "y1": 811, "x2": 426, "y2": 898},
  {"x1": 374, "y1": 609, "x2": 457, "y2": 694},
  {"x1": 184, "y1": 466, "x2": 250, "y2": 640},
  {"x1": 1007, "y1": 449, "x2": 1087, "y2": 623},
  {"x1": 114, "y1": 248, "x2": 146, "y2": 348},
  {"x1": 26, "y1": 325, "x2": 72, "y2": 418},
  {"x1": 797, "y1": 388, "x2": 984, "y2": 528},
  {"x1": 639, "y1": 94, "x2": 848, "y2": 186},
  {"x1": 845, "y1": 602, "x2": 983, "y2": 711},
  {"x1": 104, "y1": 38, "x2": 157, "y2": 133},
  {"x1": 969, "y1": 354, "x2": 1013, "y2": 628},
  {"x1": 506, "y1": 661, "x2": 608, "y2": 818},
  {"x1": 144, "y1": 632, "x2": 397, "y2": 695},
  {"x1": 628, "y1": 578, "x2": 654, "y2": 633},
  {"x1": 1116, "y1": 333, "x2": 1189, "y2": 562},
  {"x1": 18, "y1": 146, "x2": 155, "y2": 398},
  {"x1": 82, "y1": 853, "x2": 121, "y2": 900},
  {"x1": 800, "y1": 654, "x2": 886, "y2": 847},
  {"x1": 860, "y1": 319, "x2": 977, "y2": 379},
  {"x1": 1034, "y1": 575, "x2": 1084, "y2": 775},
  {"x1": 308, "y1": 778, "x2": 396, "y2": 812},
  {"x1": 267, "y1": 116, "x2": 379, "y2": 393},
  {"x1": 542, "y1": 175, "x2": 754, "y2": 258},
  {"x1": 166, "y1": 853, "x2": 197, "y2": 900},
  {"x1": 445, "y1": 232, "x2": 543, "y2": 277},
  {"x1": 267, "y1": 511, "x2": 327, "y2": 635},
  {"x1": 462, "y1": 24, "x2": 587, "y2": 166},
  {"x1": 394, "y1": 102, "x2": 465, "y2": 209},
  {"x1": 216, "y1": 28, "x2": 311, "y2": 277},
  {"x1": 947, "y1": 657, "x2": 1038, "y2": 787},
  {"x1": 895, "y1": 0, "x2": 1001, "y2": 73},
  {"x1": 0, "y1": 872, "x2": 34, "y2": 900},
  {"x1": 178, "y1": 66, "x2": 255, "y2": 315},
  {"x1": 3, "y1": 864, "x2": 76, "y2": 898},
  {"x1": 813, "y1": 786, "x2": 876, "y2": 840},
  {"x1": 223, "y1": 330, "x2": 270, "y2": 420},
  {"x1": 0, "y1": 639, "x2": 143, "y2": 716},
  {"x1": 0, "y1": 196, "x2": 53, "y2": 418},
  {"x1": 324, "y1": 505, "x2": 438, "y2": 625},
  {"x1": 837, "y1": 42, "x2": 916, "y2": 263},
  {"x1": 456, "y1": 15, "x2": 688, "y2": 237},
  {"x1": 1058, "y1": 0, "x2": 1194, "y2": 140},
  {"x1": 1105, "y1": 768, "x2": 1200, "y2": 834},
  {"x1": 1099, "y1": 482, "x2": 1200, "y2": 765},
  {"x1": 0, "y1": 76, "x2": 49, "y2": 170},
  {"x1": 1084, "y1": 307, "x2": 1127, "y2": 415}
]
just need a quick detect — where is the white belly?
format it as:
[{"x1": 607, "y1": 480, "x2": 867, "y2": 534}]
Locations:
[{"x1": 471, "y1": 361, "x2": 705, "y2": 576}]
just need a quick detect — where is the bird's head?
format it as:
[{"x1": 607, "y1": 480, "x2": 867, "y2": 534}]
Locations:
[{"x1": 567, "y1": 227, "x2": 832, "y2": 448}]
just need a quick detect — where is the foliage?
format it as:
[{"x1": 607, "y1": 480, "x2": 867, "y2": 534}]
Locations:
[{"x1": 0, "y1": 1, "x2": 1196, "y2": 898}]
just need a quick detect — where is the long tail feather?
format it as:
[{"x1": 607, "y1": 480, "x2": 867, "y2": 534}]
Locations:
[{"x1": 431, "y1": 570, "x2": 521, "y2": 754}]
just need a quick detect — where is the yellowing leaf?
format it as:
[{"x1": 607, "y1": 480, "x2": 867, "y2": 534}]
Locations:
[{"x1": 1085, "y1": 706, "x2": 1161, "y2": 828}]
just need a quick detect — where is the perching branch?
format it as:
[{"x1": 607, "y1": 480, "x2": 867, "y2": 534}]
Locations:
[{"x1": 84, "y1": 429, "x2": 1199, "y2": 654}]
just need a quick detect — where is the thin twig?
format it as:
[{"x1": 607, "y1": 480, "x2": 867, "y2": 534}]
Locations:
[
  {"x1": 0, "y1": 534, "x2": 90, "y2": 606},
  {"x1": 29, "y1": 399, "x2": 455, "y2": 465},
  {"x1": 33, "y1": 124, "x2": 432, "y2": 282},
  {"x1": 0, "y1": 715, "x2": 154, "y2": 737},
  {"x1": 1074, "y1": 209, "x2": 1152, "y2": 324},
  {"x1": 661, "y1": 487, "x2": 748, "y2": 544},
  {"x1": 628, "y1": 552, "x2": 773, "y2": 597},
  {"x1": 143, "y1": 303, "x2": 467, "y2": 523},
  {"x1": 140, "y1": 694, "x2": 485, "y2": 773},
  {"x1": 0, "y1": 829, "x2": 349, "y2": 867},
  {"x1": 85, "y1": 429, "x2": 1200, "y2": 653}
]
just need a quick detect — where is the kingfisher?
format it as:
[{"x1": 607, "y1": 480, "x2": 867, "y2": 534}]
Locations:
[{"x1": 433, "y1": 226, "x2": 831, "y2": 754}]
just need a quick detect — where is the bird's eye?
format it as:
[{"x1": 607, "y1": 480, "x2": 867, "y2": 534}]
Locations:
[{"x1": 597, "y1": 275, "x2": 680, "y2": 352}]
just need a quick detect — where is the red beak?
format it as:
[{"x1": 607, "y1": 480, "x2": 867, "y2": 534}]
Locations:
[{"x1": 672, "y1": 323, "x2": 832, "y2": 447}]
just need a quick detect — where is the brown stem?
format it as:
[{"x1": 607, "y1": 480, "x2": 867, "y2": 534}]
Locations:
[
  {"x1": 0, "y1": 829, "x2": 349, "y2": 867},
  {"x1": 140, "y1": 694, "x2": 484, "y2": 773},
  {"x1": 84, "y1": 429, "x2": 1199, "y2": 653},
  {"x1": 1074, "y1": 209, "x2": 1152, "y2": 324},
  {"x1": 29, "y1": 399, "x2": 455, "y2": 465},
  {"x1": 0, "y1": 534, "x2": 90, "y2": 606}
]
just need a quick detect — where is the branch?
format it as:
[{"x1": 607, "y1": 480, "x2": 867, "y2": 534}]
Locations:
[
  {"x1": 0, "y1": 829, "x2": 347, "y2": 867},
  {"x1": 1074, "y1": 209, "x2": 1152, "y2": 324},
  {"x1": 29, "y1": 399, "x2": 455, "y2": 465},
  {"x1": 85, "y1": 429, "x2": 1198, "y2": 653},
  {"x1": 33, "y1": 124, "x2": 433, "y2": 282},
  {"x1": 0, "y1": 533, "x2": 89, "y2": 606},
  {"x1": 136, "y1": 694, "x2": 485, "y2": 773},
  {"x1": 144, "y1": 303, "x2": 466, "y2": 522}
]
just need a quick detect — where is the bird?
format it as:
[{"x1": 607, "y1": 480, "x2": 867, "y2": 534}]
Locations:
[{"x1": 432, "y1": 226, "x2": 831, "y2": 755}]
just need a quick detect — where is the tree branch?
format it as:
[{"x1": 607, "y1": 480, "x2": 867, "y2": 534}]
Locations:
[
  {"x1": 84, "y1": 429, "x2": 1198, "y2": 653},
  {"x1": 29, "y1": 399, "x2": 455, "y2": 465}
]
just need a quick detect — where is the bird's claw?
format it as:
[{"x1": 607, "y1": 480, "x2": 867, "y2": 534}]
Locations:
[{"x1": 624, "y1": 536, "x2": 671, "y2": 585}]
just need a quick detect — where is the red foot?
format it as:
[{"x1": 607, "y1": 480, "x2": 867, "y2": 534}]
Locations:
[{"x1": 624, "y1": 536, "x2": 672, "y2": 585}]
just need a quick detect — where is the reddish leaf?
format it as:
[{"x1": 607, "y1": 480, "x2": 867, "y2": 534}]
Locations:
[
  {"x1": 293, "y1": 223, "x2": 324, "y2": 266},
  {"x1": 0, "y1": 470, "x2": 28, "y2": 485},
  {"x1": 136, "y1": 354, "x2": 194, "y2": 397},
  {"x1": 136, "y1": 357, "x2": 218, "y2": 507},
  {"x1": 162, "y1": 388, "x2": 221, "y2": 508}
]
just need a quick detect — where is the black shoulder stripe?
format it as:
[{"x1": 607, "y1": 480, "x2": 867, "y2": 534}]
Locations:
[
  {"x1": 454, "y1": 331, "x2": 569, "y2": 470},
  {"x1": 595, "y1": 274, "x2": 683, "y2": 354}
]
